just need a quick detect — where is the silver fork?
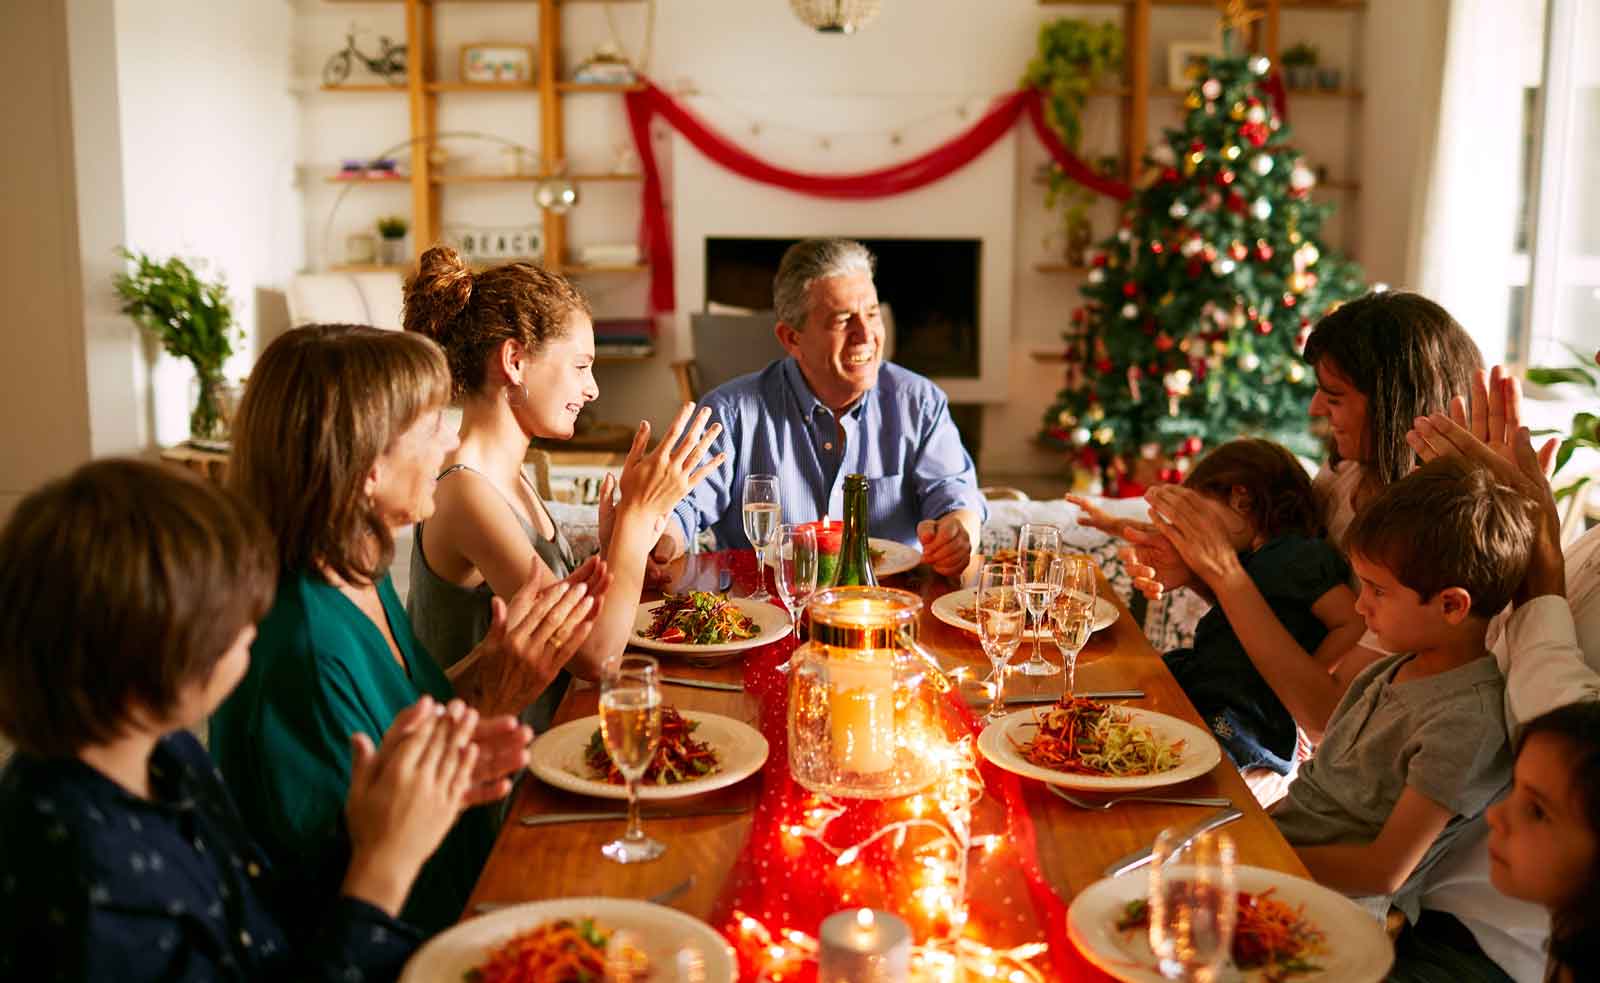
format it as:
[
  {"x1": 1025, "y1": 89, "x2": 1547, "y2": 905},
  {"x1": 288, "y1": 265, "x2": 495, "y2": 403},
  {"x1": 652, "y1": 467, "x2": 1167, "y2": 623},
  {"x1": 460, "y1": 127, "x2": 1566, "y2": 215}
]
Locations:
[{"x1": 1048, "y1": 785, "x2": 1231, "y2": 810}]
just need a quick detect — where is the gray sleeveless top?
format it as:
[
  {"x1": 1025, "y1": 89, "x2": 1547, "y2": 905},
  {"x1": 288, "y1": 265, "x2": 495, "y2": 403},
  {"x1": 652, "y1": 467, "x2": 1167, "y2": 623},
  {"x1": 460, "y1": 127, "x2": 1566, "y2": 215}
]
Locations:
[{"x1": 407, "y1": 464, "x2": 577, "y2": 731}]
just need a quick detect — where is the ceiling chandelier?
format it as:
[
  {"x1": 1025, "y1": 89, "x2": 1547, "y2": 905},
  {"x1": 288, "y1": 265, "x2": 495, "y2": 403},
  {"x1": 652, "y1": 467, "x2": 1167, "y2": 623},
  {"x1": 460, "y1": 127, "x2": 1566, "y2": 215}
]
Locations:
[{"x1": 789, "y1": 0, "x2": 882, "y2": 35}]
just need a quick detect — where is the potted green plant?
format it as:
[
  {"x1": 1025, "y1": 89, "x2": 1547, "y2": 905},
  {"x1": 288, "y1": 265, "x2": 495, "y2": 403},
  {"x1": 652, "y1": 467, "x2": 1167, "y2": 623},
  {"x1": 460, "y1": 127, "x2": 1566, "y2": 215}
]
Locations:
[
  {"x1": 1281, "y1": 43, "x2": 1318, "y2": 90},
  {"x1": 1022, "y1": 19, "x2": 1125, "y2": 263},
  {"x1": 377, "y1": 215, "x2": 410, "y2": 265},
  {"x1": 112, "y1": 248, "x2": 240, "y2": 445},
  {"x1": 1527, "y1": 356, "x2": 1600, "y2": 506}
]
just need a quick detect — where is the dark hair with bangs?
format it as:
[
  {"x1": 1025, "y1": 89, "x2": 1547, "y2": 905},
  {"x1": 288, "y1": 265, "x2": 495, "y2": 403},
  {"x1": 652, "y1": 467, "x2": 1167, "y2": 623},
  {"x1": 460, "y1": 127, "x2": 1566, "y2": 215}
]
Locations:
[
  {"x1": 1303, "y1": 291, "x2": 1483, "y2": 488},
  {"x1": 1343, "y1": 456, "x2": 1535, "y2": 616},
  {"x1": 0, "y1": 460, "x2": 277, "y2": 757},
  {"x1": 1516, "y1": 702, "x2": 1600, "y2": 982},
  {"x1": 229, "y1": 323, "x2": 451, "y2": 585},
  {"x1": 1183, "y1": 438, "x2": 1322, "y2": 540}
]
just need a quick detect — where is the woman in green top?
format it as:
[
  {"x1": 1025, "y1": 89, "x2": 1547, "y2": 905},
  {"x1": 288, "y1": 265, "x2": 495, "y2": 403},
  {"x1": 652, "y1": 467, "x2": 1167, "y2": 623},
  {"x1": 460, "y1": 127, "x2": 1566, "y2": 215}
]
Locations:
[{"x1": 211, "y1": 324, "x2": 610, "y2": 934}]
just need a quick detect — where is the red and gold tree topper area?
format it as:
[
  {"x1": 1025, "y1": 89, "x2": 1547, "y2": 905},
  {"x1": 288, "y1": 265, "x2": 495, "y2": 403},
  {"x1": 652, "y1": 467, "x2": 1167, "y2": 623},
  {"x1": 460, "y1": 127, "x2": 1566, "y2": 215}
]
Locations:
[{"x1": 1040, "y1": 48, "x2": 1365, "y2": 497}]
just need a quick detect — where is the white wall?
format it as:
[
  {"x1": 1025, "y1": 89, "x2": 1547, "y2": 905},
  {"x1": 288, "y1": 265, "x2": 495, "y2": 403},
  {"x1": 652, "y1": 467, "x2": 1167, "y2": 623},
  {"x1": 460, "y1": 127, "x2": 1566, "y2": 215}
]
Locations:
[
  {"x1": 295, "y1": 0, "x2": 1425, "y2": 476},
  {"x1": 113, "y1": 0, "x2": 301, "y2": 446}
]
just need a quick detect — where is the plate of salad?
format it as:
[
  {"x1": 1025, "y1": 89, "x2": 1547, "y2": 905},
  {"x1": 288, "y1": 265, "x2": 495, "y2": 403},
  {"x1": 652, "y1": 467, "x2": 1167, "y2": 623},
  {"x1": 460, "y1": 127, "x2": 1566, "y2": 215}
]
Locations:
[
  {"x1": 630, "y1": 591, "x2": 791, "y2": 661},
  {"x1": 1066, "y1": 864, "x2": 1391, "y2": 982},
  {"x1": 977, "y1": 698, "x2": 1220, "y2": 791},
  {"x1": 527, "y1": 709, "x2": 768, "y2": 801}
]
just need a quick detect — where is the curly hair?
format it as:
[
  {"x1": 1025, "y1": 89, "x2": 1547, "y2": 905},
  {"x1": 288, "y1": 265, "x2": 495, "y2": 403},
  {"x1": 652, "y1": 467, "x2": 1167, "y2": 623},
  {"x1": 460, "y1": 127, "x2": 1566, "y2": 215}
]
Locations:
[
  {"x1": 1182, "y1": 438, "x2": 1322, "y2": 541},
  {"x1": 1516, "y1": 702, "x2": 1600, "y2": 982},
  {"x1": 403, "y1": 246, "x2": 591, "y2": 400}
]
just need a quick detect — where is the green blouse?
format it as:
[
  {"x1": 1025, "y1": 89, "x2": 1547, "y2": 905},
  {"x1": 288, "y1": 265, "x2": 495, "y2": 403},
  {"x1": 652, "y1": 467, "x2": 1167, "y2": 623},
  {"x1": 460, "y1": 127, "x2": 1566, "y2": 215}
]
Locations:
[{"x1": 210, "y1": 569, "x2": 497, "y2": 936}]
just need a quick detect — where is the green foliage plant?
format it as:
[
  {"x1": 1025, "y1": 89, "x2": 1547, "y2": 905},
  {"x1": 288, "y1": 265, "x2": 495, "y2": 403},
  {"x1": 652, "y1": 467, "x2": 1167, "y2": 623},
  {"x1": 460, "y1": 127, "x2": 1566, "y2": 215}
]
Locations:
[
  {"x1": 1022, "y1": 19, "x2": 1125, "y2": 238},
  {"x1": 377, "y1": 215, "x2": 409, "y2": 239},
  {"x1": 113, "y1": 248, "x2": 240, "y2": 441},
  {"x1": 1526, "y1": 350, "x2": 1600, "y2": 504},
  {"x1": 1281, "y1": 43, "x2": 1318, "y2": 67}
]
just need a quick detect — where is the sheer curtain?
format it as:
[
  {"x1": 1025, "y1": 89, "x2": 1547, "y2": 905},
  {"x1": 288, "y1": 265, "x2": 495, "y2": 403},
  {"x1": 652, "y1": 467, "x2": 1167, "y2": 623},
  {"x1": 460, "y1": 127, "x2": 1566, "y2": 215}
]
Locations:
[{"x1": 1407, "y1": 0, "x2": 1546, "y2": 367}]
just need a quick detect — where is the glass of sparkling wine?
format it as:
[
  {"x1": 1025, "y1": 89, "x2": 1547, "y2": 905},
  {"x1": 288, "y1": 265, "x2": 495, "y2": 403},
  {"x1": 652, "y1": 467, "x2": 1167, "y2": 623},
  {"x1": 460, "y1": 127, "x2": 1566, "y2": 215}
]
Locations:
[
  {"x1": 772, "y1": 523, "x2": 818, "y2": 645},
  {"x1": 1049, "y1": 553, "x2": 1098, "y2": 697},
  {"x1": 742, "y1": 474, "x2": 781, "y2": 602},
  {"x1": 1148, "y1": 828, "x2": 1238, "y2": 982},
  {"x1": 977, "y1": 562, "x2": 1024, "y2": 724},
  {"x1": 1016, "y1": 523, "x2": 1063, "y2": 676},
  {"x1": 600, "y1": 654, "x2": 665, "y2": 864}
]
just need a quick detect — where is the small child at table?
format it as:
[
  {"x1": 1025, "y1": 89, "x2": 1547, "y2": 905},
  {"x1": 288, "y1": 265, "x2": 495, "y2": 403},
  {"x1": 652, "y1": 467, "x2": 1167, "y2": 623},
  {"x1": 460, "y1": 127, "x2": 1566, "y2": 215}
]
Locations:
[
  {"x1": 0, "y1": 460, "x2": 479, "y2": 981},
  {"x1": 1267, "y1": 457, "x2": 1535, "y2": 923}
]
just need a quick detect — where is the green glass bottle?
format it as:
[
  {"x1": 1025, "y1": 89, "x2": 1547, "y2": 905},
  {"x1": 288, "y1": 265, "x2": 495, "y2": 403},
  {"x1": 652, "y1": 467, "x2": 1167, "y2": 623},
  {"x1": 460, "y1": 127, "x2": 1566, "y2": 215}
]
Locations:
[{"x1": 833, "y1": 473, "x2": 878, "y2": 587}]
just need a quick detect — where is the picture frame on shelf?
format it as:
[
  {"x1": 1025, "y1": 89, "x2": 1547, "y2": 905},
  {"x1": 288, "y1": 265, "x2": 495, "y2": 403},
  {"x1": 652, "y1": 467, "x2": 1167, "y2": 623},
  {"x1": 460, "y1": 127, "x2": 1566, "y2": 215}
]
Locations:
[
  {"x1": 460, "y1": 43, "x2": 534, "y2": 84},
  {"x1": 1166, "y1": 41, "x2": 1221, "y2": 90},
  {"x1": 445, "y1": 225, "x2": 544, "y2": 263}
]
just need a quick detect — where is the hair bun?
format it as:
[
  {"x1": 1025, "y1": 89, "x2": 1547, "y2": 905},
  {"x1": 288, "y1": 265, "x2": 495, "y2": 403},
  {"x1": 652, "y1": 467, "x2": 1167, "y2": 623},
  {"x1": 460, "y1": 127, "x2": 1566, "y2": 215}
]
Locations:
[{"x1": 404, "y1": 246, "x2": 474, "y2": 341}]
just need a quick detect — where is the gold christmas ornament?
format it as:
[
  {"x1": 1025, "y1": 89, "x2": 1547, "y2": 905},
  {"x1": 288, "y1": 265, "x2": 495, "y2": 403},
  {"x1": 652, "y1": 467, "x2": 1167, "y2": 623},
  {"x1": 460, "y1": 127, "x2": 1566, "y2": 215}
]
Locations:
[
  {"x1": 1093, "y1": 426, "x2": 1114, "y2": 444},
  {"x1": 1223, "y1": 143, "x2": 1241, "y2": 160},
  {"x1": 1229, "y1": 103, "x2": 1246, "y2": 121},
  {"x1": 1287, "y1": 362, "x2": 1306, "y2": 383},
  {"x1": 1087, "y1": 404, "x2": 1105, "y2": 422},
  {"x1": 1288, "y1": 271, "x2": 1310, "y2": 294},
  {"x1": 1185, "y1": 91, "x2": 1204, "y2": 111}
]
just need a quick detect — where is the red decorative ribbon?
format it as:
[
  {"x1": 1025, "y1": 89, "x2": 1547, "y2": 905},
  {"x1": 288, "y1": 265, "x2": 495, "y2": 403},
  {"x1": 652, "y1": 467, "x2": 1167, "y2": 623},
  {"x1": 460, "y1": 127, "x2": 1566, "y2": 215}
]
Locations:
[
  {"x1": 698, "y1": 551, "x2": 1106, "y2": 981},
  {"x1": 623, "y1": 81, "x2": 1133, "y2": 315}
]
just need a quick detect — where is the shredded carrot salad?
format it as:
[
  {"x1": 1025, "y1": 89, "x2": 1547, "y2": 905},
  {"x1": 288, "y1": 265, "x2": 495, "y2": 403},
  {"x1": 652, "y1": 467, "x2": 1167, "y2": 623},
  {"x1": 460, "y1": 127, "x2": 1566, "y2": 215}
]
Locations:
[
  {"x1": 467, "y1": 917, "x2": 645, "y2": 983},
  {"x1": 1010, "y1": 697, "x2": 1183, "y2": 777},
  {"x1": 1116, "y1": 888, "x2": 1327, "y2": 981},
  {"x1": 638, "y1": 591, "x2": 757, "y2": 645},
  {"x1": 585, "y1": 706, "x2": 719, "y2": 786}
]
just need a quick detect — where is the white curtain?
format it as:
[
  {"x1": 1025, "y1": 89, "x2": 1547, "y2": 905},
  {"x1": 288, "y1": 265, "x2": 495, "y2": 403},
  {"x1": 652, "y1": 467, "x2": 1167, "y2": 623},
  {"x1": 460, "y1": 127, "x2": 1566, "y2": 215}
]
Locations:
[{"x1": 1407, "y1": 0, "x2": 1547, "y2": 366}]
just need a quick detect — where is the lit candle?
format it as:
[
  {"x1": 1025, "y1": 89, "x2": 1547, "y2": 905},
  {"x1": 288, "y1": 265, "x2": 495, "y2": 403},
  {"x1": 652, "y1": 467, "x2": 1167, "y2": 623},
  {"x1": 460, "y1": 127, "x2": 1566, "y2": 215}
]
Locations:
[
  {"x1": 817, "y1": 908, "x2": 910, "y2": 983},
  {"x1": 828, "y1": 650, "x2": 896, "y2": 774}
]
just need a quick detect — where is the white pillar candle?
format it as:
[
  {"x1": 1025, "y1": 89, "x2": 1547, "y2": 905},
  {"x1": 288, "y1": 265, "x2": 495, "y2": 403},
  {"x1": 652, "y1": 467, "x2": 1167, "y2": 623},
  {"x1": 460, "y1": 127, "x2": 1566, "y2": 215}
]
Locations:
[
  {"x1": 828, "y1": 653, "x2": 896, "y2": 773},
  {"x1": 817, "y1": 908, "x2": 910, "y2": 983}
]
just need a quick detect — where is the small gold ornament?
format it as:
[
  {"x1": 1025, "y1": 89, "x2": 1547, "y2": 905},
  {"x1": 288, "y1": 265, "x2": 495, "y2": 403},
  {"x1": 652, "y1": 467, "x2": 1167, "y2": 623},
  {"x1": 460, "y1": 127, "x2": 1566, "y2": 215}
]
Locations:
[
  {"x1": 1160, "y1": 291, "x2": 1176, "y2": 307},
  {"x1": 1094, "y1": 426, "x2": 1114, "y2": 445},
  {"x1": 1058, "y1": 410, "x2": 1076, "y2": 427},
  {"x1": 1229, "y1": 103, "x2": 1246, "y2": 122},
  {"x1": 1288, "y1": 231, "x2": 1303, "y2": 245},
  {"x1": 1223, "y1": 143, "x2": 1241, "y2": 160},
  {"x1": 1287, "y1": 362, "x2": 1306, "y2": 383},
  {"x1": 1288, "y1": 271, "x2": 1310, "y2": 293},
  {"x1": 1185, "y1": 91, "x2": 1204, "y2": 111},
  {"x1": 1087, "y1": 404, "x2": 1104, "y2": 422}
]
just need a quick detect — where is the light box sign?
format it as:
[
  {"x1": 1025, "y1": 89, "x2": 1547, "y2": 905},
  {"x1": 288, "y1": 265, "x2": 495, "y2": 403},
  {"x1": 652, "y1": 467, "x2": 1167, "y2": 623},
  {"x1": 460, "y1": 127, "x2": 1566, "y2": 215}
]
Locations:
[{"x1": 445, "y1": 226, "x2": 544, "y2": 263}]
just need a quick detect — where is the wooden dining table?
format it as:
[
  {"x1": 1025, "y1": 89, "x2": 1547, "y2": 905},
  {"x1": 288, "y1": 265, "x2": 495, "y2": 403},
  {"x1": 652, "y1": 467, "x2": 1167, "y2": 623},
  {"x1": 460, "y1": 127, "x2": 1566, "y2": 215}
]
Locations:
[{"x1": 464, "y1": 549, "x2": 1310, "y2": 977}]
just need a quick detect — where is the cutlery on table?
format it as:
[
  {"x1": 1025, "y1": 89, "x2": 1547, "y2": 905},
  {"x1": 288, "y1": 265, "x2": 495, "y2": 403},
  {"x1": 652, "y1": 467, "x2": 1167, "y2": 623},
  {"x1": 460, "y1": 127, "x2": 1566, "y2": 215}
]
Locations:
[
  {"x1": 519, "y1": 805, "x2": 749, "y2": 827},
  {"x1": 1101, "y1": 806, "x2": 1244, "y2": 878},
  {"x1": 473, "y1": 875, "x2": 696, "y2": 914},
  {"x1": 1048, "y1": 785, "x2": 1231, "y2": 810},
  {"x1": 659, "y1": 676, "x2": 743, "y2": 692}
]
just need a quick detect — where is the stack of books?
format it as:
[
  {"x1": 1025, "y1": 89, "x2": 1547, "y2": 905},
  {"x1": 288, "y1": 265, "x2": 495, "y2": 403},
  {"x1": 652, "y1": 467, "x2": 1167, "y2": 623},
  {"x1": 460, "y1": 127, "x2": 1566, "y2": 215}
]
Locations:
[
  {"x1": 571, "y1": 243, "x2": 643, "y2": 267},
  {"x1": 594, "y1": 318, "x2": 654, "y2": 358}
]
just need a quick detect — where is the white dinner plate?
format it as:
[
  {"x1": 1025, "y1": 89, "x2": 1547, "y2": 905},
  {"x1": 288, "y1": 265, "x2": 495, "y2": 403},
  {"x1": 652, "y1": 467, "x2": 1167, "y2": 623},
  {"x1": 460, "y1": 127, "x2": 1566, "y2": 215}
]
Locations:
[
  {"x1": 977, "y1": 706, "x2": 1221, "y2": 791},
  {"x1": 399, "y1": 896, "x2": 736, "y2": 983},
  {"x1": 630, "y1": 595, "x2": 791, "y2": 664},
  {"x1": 869, "y1": 537, "x2": 923, "y2": 577},
  {"x1": 527, "y1": 710, "x2": 769, "y2": 801},
  {"x1": 1066, "y1": 864, "x2": 1393, "y2": 983},
  {"x1": 932, "y1": 587, "x2": 1119, "y2": 639}
]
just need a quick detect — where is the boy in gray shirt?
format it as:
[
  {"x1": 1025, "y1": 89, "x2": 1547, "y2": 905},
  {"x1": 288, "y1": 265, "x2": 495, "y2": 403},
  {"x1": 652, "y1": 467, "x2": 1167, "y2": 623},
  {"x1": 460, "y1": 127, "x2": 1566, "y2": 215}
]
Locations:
[{"x1": 1267, "y1": 458, "x2": 1535, "y2": 919}]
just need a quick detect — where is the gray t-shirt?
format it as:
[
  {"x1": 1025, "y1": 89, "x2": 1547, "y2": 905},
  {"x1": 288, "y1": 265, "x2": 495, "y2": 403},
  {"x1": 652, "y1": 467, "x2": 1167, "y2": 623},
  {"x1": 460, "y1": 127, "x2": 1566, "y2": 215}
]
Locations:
[{"x1": 1272, "y1": 652, "x2": 1511, "y2": 922}]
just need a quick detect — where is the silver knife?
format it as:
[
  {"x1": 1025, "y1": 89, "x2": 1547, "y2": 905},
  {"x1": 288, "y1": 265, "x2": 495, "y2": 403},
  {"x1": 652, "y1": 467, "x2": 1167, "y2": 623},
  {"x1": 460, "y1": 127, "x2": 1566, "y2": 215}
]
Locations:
[
  {"x1": 1007, "y1": 689, "x2": 1144, "y2": 703},
  {"x1": 1101, "y1": 806, "x2": 1244, "y2": 878},
  {"x1": 660, "y1": 676, "x2": 743, "y2": 692},
  {"x1": 520, "y1": 805, "x2": 749, "y2": 827}
]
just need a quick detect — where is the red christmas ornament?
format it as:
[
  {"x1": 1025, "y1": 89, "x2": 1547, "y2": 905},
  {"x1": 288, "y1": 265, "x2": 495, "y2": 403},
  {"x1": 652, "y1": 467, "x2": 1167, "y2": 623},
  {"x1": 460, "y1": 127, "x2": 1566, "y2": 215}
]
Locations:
[
  {"x1": 1092, "y1": 254, "x2": 1109, "y2": 268},
  {"x1": 1181, "y1": 435, "x2": 1204, "y2": 456},
  {"x1": 1283, "y1": 293, "x2": 1298, "y2": 308},
  {"x1": 1158, "y1": 467, "x2": 1183, "y2": 484},
  {"x1": 1122, "y1": 282, "x2": 1138, "y2": 298},
  {"x1": 1218, "y1": 170, "x2": 1236, "y2": 186},
  {"x1": 1151, "y1": 241, "x2": 1165, "y2": 254},
  {"x1": 1247, "y1": 306, "x2": 1259, "y2": 320},
  {"x1": 1154, "y1": 332, "x2": 1174, "y2": 352},
  {"x1": 1300, "y1": 317, "x2": 1311, "y2": 330},
  {"x1": 1253, "y1": 319, "x2": 1272, "y2": 336},
  {"x1": 1255, "y1": 240, "x2": 1274, "y2": 261},
  {"x1": 1189, "y1": 139, "x2": 1205, "y2": 153},
  {"x1": 1112, "y1": 475, "x2": 1147, "y2": 499},
  {"x1": 1072, "y1": 307, "x2": 1087, "y2": 324},
  {"x1": 1186, "y1": 258, "x2": 1205, "y2": 278},
  {"x1": 1241, "y1": 123, "x2": 1268, "y2": 147},
  {"x1": 1226, "y1": 193, "x2": 1247, "y2": 215},
  {"x1": 1228, "y1": 241, "x2": 1247, "y2": 261},
  {"x1": 1162, "y1": 167, "x2": 1179, "y2": 183},
  {"x1": 1095, "y1": 358, "x2": 1114, "y2": 373}
]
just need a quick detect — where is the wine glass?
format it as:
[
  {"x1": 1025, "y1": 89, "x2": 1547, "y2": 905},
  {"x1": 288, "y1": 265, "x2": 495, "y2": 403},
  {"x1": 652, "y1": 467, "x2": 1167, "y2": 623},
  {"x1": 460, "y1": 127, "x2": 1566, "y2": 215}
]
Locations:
[
  {"x1": 1148, "y1": 828, "x2": 1238, "y2": 982},
  {"x1": 977, "y1": 562, "x2": 1024, "y2": 724},
  {"x1": 1049, "y1": 554, "x2": 1098, "y2": 698},
  {"x1": 773, "y1": 523, "x2": 818, "y2": 645},
  {"x1": 1016, "y1": 523, "x2": 1063, "y2": 676},
  {"x1": 599, "y1": 655, "x2": 665, "y2": 864},
  {"x1": 742, "y1": 474, "x2": 781, "y2": 602}
]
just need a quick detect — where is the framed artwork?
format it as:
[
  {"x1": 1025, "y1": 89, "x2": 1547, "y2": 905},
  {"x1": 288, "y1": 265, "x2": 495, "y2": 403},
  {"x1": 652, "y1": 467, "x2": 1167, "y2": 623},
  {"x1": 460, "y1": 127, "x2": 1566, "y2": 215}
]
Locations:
[
  {"x1": 444, "y1": 225, "x2": 544, "y2": 263},
  {"x1": 1167, "y1": 41, "x2": 1222, "y2": 90},
  {"x1": 460, "y1": 43, "x2": 535, "y2": 84}
]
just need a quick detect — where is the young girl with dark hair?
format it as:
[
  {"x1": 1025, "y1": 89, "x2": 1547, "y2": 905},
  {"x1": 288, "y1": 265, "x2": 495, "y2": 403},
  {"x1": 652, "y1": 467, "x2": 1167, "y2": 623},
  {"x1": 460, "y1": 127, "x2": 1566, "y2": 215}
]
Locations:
[{"x1": 1156, "y1": 439, "x2": 1365, "y2": 776}]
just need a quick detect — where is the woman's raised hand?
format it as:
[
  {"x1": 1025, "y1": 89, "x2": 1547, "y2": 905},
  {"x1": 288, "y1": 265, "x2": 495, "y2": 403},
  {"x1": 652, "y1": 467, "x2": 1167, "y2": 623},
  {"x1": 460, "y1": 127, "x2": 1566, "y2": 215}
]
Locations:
[
  {"x1": 616, "y1": 404, "x2": 725, "y2": 529},
  {"x1": 341, "y1": 696, "x2": 479, "y2": 915},
  {"x1": 1143, "y1": 485, "x2": 1248, "y2": 592}
]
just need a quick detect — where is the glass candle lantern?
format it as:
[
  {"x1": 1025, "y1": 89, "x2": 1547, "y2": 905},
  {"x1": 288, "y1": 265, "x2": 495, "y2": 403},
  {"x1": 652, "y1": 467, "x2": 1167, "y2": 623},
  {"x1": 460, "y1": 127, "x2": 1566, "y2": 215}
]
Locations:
[{"x1": 788, "y1": 586, "x2": 953, "y2": 799}]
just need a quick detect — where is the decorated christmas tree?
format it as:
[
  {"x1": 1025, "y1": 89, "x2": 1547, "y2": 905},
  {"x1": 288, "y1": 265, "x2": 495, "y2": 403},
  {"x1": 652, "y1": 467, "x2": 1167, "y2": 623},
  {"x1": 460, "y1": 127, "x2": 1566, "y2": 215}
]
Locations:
[{"x1": 1039, "y1": 46, "x2": 1365, "y2": 495}]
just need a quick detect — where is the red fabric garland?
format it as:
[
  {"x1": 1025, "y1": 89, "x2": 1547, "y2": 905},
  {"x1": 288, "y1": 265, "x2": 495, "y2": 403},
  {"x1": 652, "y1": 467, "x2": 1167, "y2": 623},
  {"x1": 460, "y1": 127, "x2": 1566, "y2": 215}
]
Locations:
[{"x1": 623, "y1": 80, "x2": 1132, "y2": 314}]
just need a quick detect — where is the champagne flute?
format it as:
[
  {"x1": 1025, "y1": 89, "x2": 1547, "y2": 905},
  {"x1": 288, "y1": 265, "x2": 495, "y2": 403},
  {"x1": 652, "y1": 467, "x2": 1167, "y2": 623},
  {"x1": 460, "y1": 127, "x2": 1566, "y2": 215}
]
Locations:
[
  {"x1": 1049, "y1": 554, "x2": 1098, "y2": 698},
  {"x1": 742, "y1": 474, "x2": 781, "y2": 602},
  {"x1": 1016, "y1": 523, "x2": 1063, "y2": 676},
  {"x1": 773, "y1": 523, "x2": 818, "y2": 645},
  {"x1": 1148, "y1": 828, "x2": 1238, "y2": 982},
  {"x1": 977, "y1": 562, "x2": 1024, "y2": 724},
  {"x1": 600, "y1": 655, "x2": 665, "y2": 864}
]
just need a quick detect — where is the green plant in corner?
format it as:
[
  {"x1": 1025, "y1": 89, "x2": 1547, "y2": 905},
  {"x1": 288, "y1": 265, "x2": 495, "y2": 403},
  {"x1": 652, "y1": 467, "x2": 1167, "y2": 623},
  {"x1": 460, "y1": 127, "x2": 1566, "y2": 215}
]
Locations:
[
  {"x1": 1280, "y1": 43, "x2": 1318, "y2": 68},
  {"x1": 112, "y1": 248, "x2": 240, "y2": 443},
  {"x1": 1526, "y1": 354, "x2": 1600, "y2": 504},
  {"x1": 377, "y1": 215, "x2": 409, "y2": 239},
  {"x1": 1022, "y1": 19, "x2": 1124, "y2": 252}
]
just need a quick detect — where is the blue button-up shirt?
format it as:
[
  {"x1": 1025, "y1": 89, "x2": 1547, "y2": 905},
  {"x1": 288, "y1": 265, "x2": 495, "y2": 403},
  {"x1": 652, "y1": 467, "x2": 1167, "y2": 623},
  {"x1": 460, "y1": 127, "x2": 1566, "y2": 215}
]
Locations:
[{"x1": 671, "y1": 357, "x2": 985, "y2": 549}]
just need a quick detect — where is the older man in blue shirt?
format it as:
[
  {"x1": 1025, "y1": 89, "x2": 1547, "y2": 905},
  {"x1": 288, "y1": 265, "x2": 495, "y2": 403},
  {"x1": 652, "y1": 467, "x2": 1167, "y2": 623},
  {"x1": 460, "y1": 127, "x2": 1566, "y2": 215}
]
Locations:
[{"x1": 650, "y1": 238, "x2": 985, "y2": 578}]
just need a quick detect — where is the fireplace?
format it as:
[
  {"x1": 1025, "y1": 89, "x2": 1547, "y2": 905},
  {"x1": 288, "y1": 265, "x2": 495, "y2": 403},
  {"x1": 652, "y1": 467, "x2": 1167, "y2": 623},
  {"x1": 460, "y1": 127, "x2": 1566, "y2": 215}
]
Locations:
[{"x1": 703, "y1": 237, "x2": 982, "y2": 379}]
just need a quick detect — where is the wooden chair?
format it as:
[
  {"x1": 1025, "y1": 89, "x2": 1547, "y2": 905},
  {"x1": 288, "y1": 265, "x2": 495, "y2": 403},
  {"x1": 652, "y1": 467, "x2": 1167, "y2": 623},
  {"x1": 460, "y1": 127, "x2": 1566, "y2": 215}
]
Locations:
[{"x1": 979, "y1": 485, "x2": 1030, "y2": 502}]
